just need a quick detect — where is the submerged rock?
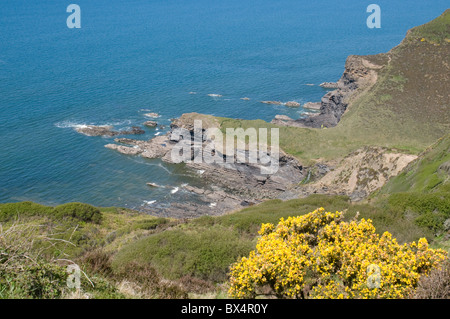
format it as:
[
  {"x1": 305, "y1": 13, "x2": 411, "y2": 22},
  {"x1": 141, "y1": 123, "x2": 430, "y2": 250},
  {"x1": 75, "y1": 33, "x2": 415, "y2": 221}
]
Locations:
[
  {"x1": 76, "y1": 125, "x2": 145, "y2": 137},
  {"x1": 285, "y1": 101, "x2": 300, "y2": 107},
  {"x1": 104, "y1": 144, "x2": 142, "y2": 155},
  {"x1": 144, "y1": 113, "x2": 160, "y2": 118},
  {"x1": 147, "y1": 182, "x2": 163, "y2": 188},
  {"x1": 143, "y1": 121, "x2": 158, "y2": 127},
  {"x1": 274, "y1": 115, "x2": 294, "y2": 121},
  {"x1": 261, "y1": 101, "x2": 283, "y2": 105},
  {"x1": 114, "y1": 138, "x2": 140, "y2": 145},
  {"x1": 76, "y1": 125, "x2": 119, "y2": 137},
  {"x1": 302, "y1": 102, "x2": 321, "y2": 110},
  {"x1": 319, "y1": 82, "x2": 340, "y2": 89},
  {"x1": 120, "y1": 126, "x2": 145, "y2": 135}
]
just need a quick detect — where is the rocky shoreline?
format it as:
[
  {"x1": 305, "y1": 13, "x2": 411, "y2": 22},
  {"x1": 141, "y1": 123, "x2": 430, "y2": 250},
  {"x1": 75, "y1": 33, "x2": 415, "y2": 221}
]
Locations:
[
  {"x1": 103, "y1": 113, "x2": 305, "y2": 217},
  {"x1": 271, "y1": 55, "x2": 382, "y2": 128}
]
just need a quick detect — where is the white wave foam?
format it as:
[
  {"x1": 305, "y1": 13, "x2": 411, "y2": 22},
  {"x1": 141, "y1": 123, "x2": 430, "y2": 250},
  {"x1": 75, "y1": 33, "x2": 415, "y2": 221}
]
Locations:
[
  {"x1": 55, "y1": 119, "x2": 132, "y2": 129},
  {"x1": 171, "y1": 187, "x2": 179, "y2": 194},
  {"x1": 143, "y1": 200, "x2": 156, "y2": 205},
  {"x1": 144, "y1": 113, "x2": 161, "y2": 118},
  {"x1": 54, "y1": 121, "x2": 93, "y2": 129},
  {"x1": 157, "y1": 163, "x2": 173, "y2": 175},
  {"x1": 109, "y1": 119, "x2": 132, "y2": 126}
]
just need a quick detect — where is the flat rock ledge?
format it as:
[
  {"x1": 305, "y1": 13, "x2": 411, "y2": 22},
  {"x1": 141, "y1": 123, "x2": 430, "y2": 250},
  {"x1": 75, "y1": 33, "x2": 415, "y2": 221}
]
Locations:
[
  {"x1": 285, "y1": 101, "x2": 301, "y2": 107},
  {"x1": 76, "y1": 125, "x2": 145, "y2": 137}
]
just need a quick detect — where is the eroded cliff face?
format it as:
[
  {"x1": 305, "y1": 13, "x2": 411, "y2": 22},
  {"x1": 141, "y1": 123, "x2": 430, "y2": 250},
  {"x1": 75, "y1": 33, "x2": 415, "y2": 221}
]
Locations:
[
  {"x1": 272, "y1": 54, "x2": 384, "y2": 128},
  {"x1": 298, "y1": 147, "x2": 417, "y2": 201}
]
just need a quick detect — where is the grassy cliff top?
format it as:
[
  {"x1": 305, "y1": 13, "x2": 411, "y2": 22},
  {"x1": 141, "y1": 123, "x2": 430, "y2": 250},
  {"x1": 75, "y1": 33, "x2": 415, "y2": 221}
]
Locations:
[{"x1": 407, "y1": 9, "x2": 450, "y2": 44}]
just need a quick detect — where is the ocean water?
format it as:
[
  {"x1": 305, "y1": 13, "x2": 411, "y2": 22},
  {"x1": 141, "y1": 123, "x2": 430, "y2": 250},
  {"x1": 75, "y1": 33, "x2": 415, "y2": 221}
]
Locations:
[{"x1": 0, "y1": 0, "x2": 448, "y2": 210}]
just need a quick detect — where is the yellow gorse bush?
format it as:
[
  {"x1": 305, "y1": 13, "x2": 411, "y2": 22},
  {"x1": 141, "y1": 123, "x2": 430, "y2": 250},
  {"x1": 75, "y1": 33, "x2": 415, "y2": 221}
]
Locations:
[{"x1": 228, "y1": 208, "x2": 448, "y2": 299}]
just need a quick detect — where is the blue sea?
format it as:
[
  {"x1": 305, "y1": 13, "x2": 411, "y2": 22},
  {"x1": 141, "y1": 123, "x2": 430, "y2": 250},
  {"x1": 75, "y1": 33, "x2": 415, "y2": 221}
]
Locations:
[{"x1": 0, "y1": 0, "x2": 448, "y2": 210}]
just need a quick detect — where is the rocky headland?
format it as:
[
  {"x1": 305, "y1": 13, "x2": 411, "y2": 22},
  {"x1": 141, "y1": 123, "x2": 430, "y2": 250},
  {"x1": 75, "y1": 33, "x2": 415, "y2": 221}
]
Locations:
[{"x1": 272, "y1": 55, "x2": 382, "y2": 128}]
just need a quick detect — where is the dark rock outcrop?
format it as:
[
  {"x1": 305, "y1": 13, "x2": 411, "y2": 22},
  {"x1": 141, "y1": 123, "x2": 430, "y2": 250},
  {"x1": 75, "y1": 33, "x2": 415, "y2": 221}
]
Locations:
[
  {"x1": 272, "y1": 55, "x2": 382, "y2": 128},
  {"x1": 120, "y1": 126, "x2": 145, "y2": 135}
]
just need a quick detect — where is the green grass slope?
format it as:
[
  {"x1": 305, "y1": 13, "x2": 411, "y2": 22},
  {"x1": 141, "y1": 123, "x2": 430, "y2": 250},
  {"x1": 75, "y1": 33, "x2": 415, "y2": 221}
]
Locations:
[{"x1": 378, "y1": 134, "x2": 450, "y2": 194}]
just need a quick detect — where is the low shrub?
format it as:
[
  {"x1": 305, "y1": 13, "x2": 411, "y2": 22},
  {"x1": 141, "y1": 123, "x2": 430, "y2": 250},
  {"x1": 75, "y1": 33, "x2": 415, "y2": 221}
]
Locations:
[
  {"x1": 412, "y1": 259, "x2": 450, "y2": 299},
  {"x1": 112, "y1": 225, "x2": 255, "y2": 282},
  {"x1": 388, "y1": 192, "x2": 450, "y2": 215},
  {"x1": 115, "y1": 262, "x2": 188, "y2": 299},
  {"x1": 130, "y1": 217, "x2": 168, "y2": 231},
  {"x1": 0, "y1": 202, "x2": 103, "y2": 224},
  {"x1": 387, "y1": 192, "x2": 450, "y2": 233},
  {"x1": 0, "y1": 223, "x2": 68, "y2": 299},
  {"x1": 228, "y1": 208, "x2": 448, "y2": 299},
  {"x1": 78, "y1": 249, "x2": 113, "y2": 277},
  {"x1": 0, "y1": 262, "x2": 68, "y2": 299},
  {"x1": 0, "y1": 202, "x2": 53, "y2": 222},
  {"x1": 54, "y1": 203, "x2": 102, "y2": 223},
  {"x1": 178, "y1": 275, "x2": 216, "y2": 295}
]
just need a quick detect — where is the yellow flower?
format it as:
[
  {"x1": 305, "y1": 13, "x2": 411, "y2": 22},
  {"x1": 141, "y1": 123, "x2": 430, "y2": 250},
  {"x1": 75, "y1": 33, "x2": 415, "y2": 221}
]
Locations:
[{"x1": 228, "y1": 208, "x2": 448, "y2": 299}]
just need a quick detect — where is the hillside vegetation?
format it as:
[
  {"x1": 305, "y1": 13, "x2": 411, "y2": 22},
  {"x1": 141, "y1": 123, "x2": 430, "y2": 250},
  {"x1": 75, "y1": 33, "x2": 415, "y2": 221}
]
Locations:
[{"x1": 378, "y1": 135, "x2": 450, "y2": 194}]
